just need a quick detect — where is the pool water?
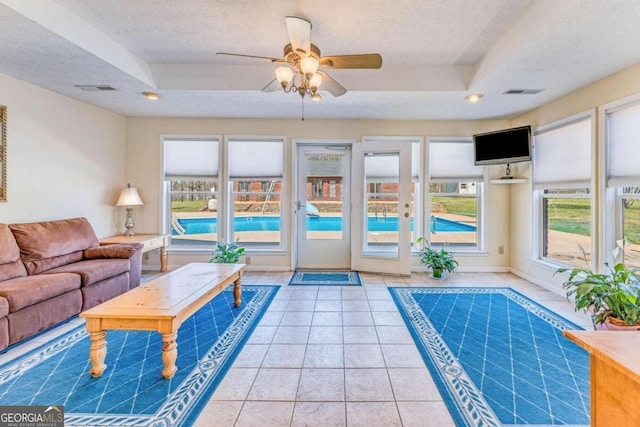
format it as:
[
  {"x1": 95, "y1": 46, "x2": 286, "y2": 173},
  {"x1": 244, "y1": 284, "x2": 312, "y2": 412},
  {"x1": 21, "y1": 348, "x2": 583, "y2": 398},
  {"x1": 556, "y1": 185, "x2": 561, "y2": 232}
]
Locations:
[{"x1": 174, "y1": 216, "x2": 475, "y2": 235}]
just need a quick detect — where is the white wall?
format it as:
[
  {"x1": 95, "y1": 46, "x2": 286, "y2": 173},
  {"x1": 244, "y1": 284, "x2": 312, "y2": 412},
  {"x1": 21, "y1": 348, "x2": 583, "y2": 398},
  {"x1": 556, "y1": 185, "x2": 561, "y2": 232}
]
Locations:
[
  {"x1": 126, "y1": 117, "x2": 514, "y2": 270},
  {"x1": 0, "y1": 73, "x2": 127, "y2": 237},
  {"x1": 509, "y1": 62, "x2": 640, "y2": 292}
]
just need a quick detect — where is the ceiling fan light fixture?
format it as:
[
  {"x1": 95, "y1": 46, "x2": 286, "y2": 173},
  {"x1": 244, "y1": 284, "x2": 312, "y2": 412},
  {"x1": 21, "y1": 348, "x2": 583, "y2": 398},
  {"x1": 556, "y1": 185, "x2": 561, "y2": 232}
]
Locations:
[
  {"x1": 275, "y1": 66, "x2": 294, "y2": 87},
  {"x1": 300, "y1": 56, "x2": 319, "y2": 78},
  {"x1": 309, "y1": 72, "x2": 323, "y2": 92},
  {"x1": 465, "y1": 93, "x2": 484, "y2": 103},
  {"x1": 312, "y1": 93, "x2": 323, "y2": 102}
]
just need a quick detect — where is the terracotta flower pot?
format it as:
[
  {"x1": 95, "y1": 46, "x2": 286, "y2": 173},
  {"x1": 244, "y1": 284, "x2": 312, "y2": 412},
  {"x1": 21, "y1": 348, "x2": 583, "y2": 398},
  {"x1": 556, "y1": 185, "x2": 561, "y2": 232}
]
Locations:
[{"x1": 603, "y1": 316, "x2": 640, "y2": 331}]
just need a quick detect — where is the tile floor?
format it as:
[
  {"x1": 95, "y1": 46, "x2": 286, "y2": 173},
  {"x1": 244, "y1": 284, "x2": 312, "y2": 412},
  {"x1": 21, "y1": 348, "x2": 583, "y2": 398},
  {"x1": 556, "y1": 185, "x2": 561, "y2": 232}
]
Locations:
[
  {"x1": 0, "y1": 271, "x2": 592, "y2": 426},
  {"x1": 191, "y1": 271, "x2": 593, "y2": 427}
]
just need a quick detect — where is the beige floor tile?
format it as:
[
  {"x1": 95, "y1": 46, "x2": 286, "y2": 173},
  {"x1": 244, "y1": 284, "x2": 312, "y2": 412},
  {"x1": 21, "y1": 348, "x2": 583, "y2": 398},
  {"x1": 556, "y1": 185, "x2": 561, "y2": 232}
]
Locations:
[
  {"x1": 315, "y1": 299, "x2": 343, "y2": 312},
  {"x1": 397, "y1": 401, "x2": 456, "y2": 427},
  {"x1": 372, "y1": 311, "x2": 405, "y2": 326},
  {"x1": 376, "y1": 325, "x2": 414, "y2": 344},
  {"x1": 312, "y1": 311, "x2": 343, "y2": 326},
  {"x1": 272, "y1": 325, "x2": 310, "y2": 344},
  {"x1": 287, "y1": 299, "x2": 318, "y2": 311},
  {"x1": 309, "y1": 326, "x2": 343, "y2": 344},
  {"x1": 380, "y1": 344, "x2": 426, "y2": 368},
  {"x1": 345, "y1": 368, "x2": 394, "y2": 401},
  {"x1": 280, "y1": 311, "x2": 314, "y2": 326},
  {"x1": 292, "y1": 289, "x2": 319, "y2": 300},
  {"x1": 235, "y1": 401, "x2": 295, "y2": 427},
  {"x1": 343, "y1": 325, "x2": 378, "y2": 344},
  {"x1": 344, "y1": 344, "x2": 386, "y2": 368},
  {"x1": 346, "y1": 402, "x2": 402, "y2": 426},
  {"x1": 368, "y1": 300, "x2": 398, "y2": 311},
  {"x1": 232, "y1": 344, "x2": 269, "y2": 368},
  {"x1": 318, "y1": 290, "x2": 342, "y2": 300},
  {"x1": 245, "y1": 326, "x2": 277, "y2": 344},
  {"x1": 297, "y1": 368, "x2": 345, "y2": 401},
  {"x1": 342, "y1": 311, "x2": 374, "y2": 325},
  {"x1": 211, "y1": 368, "x2": 259, "y2": 400},
  {"x1": 192, "y1": 400, "x2": 243, "y2": 427},
  {"x1": 342, "y1": 300, "x2": 371, "y2": 311},
  {"x1": 262, "y1": 344, "x2": 306, "y2": 368},
  {"x1": 303, "y1": 344, "x2": 345, "y2": 368},
  {"x1": 247, "y1": 368, "x2": 301, "y2": 400},
  {"x1": 259, "y1": 310, "x2": 285, "y2": 326},
  {"x1": 291, "y1": 401, "x2": 347, "y2": 427},
  {"x1": 388, "y1": 368, "x2": 442, "y2": 401}
]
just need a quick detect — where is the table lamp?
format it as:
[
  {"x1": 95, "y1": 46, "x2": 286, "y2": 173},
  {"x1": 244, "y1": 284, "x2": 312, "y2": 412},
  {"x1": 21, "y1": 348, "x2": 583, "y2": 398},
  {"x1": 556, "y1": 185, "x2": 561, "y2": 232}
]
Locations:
[{"x1": 116, "y1": 184, "x2": 144, "y2": 236}]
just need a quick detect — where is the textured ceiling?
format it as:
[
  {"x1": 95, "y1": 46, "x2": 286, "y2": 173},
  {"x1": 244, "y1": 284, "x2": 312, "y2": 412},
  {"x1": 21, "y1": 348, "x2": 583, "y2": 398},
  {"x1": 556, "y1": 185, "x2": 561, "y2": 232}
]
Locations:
[{"x1": 0, "y1": 0, "x2": 639, "y2": 120}]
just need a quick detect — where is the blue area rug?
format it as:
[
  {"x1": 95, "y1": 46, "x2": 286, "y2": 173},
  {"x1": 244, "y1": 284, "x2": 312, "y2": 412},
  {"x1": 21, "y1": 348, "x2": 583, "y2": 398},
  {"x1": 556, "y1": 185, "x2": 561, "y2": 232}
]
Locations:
[
  {"x1": 289, "y1": 270, "x2": 362, "y2": 286},
  {"x1": 0, "y1": 285, "x2": 279, "y2": 427},
  {"x1": 389, "y1": 287, "x2": 590, "y2": 427}
]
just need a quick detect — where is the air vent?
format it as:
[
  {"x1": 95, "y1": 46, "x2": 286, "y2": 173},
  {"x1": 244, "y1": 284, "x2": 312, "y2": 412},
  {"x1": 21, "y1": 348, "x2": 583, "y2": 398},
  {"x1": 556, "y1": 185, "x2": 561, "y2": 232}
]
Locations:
[
  {"x1": 74, "y1": 85, "x2": 118, "y2": 91},
  {"x1": 503, "y1": 89, "x2": 544, "y2": 95}
]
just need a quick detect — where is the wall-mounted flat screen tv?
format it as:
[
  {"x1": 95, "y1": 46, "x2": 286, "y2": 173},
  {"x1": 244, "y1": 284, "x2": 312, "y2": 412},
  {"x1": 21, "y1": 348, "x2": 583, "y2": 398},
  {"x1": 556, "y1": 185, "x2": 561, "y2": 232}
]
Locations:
[{"x1": 473, "y1": 125, "x2": 532, "y2": 165}]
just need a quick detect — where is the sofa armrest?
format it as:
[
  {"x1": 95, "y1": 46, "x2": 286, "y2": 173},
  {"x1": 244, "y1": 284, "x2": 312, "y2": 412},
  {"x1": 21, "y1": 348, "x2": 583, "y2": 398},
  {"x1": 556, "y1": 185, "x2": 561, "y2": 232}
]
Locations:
[{"x1": 84, "y1": 243, "x2": 143, "y2": 260}]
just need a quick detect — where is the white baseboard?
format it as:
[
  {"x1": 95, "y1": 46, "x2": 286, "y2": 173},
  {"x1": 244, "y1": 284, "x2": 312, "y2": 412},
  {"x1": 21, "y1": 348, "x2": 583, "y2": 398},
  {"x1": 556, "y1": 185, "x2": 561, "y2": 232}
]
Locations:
[{"x1": 510, "y1": 268, "x2": 565, "y2": 297}]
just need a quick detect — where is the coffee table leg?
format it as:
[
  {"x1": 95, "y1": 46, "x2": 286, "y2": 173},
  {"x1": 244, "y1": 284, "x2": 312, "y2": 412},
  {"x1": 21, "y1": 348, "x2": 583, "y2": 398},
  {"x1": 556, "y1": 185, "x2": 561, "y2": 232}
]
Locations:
[
  {"x1": 88, "y1": 330, "x2": 107, "y2": 378},
  {"x1": 233, "y1": 276, "x2": 242, "y2": 307},
  {"x1": 162, "y1": 332, "x2": 178, "y2": 379}
]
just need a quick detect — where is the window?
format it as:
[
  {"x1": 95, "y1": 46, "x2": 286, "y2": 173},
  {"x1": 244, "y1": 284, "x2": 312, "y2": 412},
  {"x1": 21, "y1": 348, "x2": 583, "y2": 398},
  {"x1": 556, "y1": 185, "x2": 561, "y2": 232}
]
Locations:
[
  {"x1": 228, "y1": 137, "x2": 284, "y2": 246},
  {"x1": 312, "y1": 178, "x2": 324, "y2": 198},
  {"x1": 163, "y1": 138, "x2": 220, "y2": 247},
  {"x1": 428, "y1": 138, "x2": 484, "y2": 249},
  {"x1": 606, "y1": 99, "x2": 640, "y2": 268},
  {"x1": 534, "y1": 116, "x2": 593, "y2": 267}
]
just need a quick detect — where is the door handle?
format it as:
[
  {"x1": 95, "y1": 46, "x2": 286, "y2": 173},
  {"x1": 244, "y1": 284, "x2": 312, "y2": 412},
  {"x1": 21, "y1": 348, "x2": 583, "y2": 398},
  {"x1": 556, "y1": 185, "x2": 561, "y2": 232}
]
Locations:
[
  {"x1": 296, "y1": 200, "x2": 304, "y2": 211},
  {"x1": 404, "y1": 212, "x2": 410, "y2": 218}
]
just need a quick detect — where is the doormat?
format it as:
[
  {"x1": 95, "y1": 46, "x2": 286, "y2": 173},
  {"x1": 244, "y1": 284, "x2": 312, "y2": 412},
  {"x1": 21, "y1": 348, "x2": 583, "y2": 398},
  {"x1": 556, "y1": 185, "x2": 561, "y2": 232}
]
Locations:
[
  {"x1": 0, "y1": 285, "x2": 279, "y2": 427},
  {"x1": 389, "y1": 287, "x2": 590, "y2": 427},
  {"x1": 288, "y1": 270, "x2": 362, "y2": 286}
]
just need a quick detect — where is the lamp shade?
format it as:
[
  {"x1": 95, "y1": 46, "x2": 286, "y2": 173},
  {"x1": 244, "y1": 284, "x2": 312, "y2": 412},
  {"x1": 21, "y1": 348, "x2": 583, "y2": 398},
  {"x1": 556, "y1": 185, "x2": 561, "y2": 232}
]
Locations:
[{"x1": 116, "y1": 184, "x2": 144, "y2": 207}]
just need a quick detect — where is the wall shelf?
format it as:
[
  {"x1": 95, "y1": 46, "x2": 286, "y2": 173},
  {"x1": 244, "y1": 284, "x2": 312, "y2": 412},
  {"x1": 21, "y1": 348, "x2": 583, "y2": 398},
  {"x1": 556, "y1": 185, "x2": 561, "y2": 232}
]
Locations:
[{"x1": 489, "y1": 178, "x2": 529, "y2": 184}]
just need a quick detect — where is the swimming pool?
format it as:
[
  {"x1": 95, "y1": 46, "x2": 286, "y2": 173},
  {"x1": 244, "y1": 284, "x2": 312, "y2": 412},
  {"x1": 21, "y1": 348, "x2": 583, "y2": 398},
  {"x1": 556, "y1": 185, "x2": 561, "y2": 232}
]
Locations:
[{"x1": 173, "y1": 216, "x2": 475, "y2": 234}]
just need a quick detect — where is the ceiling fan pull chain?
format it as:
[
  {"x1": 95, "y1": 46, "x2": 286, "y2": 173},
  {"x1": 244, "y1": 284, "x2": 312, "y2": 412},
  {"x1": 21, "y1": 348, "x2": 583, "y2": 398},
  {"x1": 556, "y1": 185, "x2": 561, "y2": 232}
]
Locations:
[{"x1": 301, "y1": 97, "x2": 305, "y2": 121}]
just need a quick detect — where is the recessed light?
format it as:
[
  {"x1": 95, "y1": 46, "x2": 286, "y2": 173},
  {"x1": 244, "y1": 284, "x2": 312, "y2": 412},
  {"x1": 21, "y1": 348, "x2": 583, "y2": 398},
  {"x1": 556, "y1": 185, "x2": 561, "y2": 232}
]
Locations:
[
  {"x1": 142, "y1": 91, "x2": 162, "y2": 100},
  {"x1": 465, "y1": 93, "x2": 484, "y2": 103}
]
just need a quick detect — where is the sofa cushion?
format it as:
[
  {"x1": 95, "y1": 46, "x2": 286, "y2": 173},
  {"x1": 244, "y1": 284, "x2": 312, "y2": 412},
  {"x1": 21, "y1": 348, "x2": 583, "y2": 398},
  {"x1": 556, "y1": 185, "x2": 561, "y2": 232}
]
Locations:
[
  {"x1": 84, "y1": 243, "x2": 143, "y2": 260},
  {"x1": 45, "y1": 259, "x2": 130, "y2": 287},
  {"x1": 0, "y1": 296, "x2": 8, "y2": 318},
  {"x1": 0, "y1": 273, "x2": 81, "y2": 312},
  {"x1": 10, "y1": 218, "x2": 100, "y2": 275},
  {"x1": 0, "y1": 224, "x2": 27, "y2": 281}
]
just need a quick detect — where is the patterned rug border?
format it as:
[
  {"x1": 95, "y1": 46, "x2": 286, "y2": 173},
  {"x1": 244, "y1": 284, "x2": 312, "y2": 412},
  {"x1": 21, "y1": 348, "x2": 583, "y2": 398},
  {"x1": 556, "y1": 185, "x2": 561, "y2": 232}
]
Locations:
[
  {"x1": 388, "y1": 287, "x2": 586, "y2": 427},
  {"x1": 288, "y1": 270, "x2": 362, "y2": 286},
  {"x1": 0, "y1": 285, "x2": 280, "y2": 427}
]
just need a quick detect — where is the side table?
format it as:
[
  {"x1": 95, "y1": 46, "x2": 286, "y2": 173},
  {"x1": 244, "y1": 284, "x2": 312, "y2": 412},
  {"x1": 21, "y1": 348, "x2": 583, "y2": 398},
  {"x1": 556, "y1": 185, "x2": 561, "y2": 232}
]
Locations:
[{"x1": 100, "y1": 234, "x2": 169, "y2": 272}]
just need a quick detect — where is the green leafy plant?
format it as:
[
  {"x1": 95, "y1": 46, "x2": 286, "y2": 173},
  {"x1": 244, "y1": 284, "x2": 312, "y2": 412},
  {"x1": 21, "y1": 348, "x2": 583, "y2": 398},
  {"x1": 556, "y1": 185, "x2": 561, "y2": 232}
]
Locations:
[
  {"x1": 556, "y1": 239, "x2": 640, "y2": 329},
  {"x1": 416, "y1": 237, "x2": 458, "y2": 278},
  {"x1": 209, "y1": 240, "x2": 245, "y2": 264}
]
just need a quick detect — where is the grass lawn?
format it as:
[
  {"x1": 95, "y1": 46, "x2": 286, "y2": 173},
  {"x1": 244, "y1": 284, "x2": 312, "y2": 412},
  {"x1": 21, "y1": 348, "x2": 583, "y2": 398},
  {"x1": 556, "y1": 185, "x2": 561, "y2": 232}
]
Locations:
[{"x1": 431, "y1": 197, "x2": 477, "y2": 217}]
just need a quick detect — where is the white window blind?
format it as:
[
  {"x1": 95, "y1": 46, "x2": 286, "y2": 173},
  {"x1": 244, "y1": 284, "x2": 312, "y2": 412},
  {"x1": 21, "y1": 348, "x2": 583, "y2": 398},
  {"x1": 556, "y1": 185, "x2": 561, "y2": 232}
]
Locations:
[
  {"x1": 364, "y1": 153, "x2": 399, "y2": 183},
  {"x1": 363, "y1": 139, "x2": 421, "y2": 182},
  {"x1": 607, "y1": 101, "x2": 640, "y2": 187},
  {"x1": 228, "y1": 139, "x2": 284, "y2": 179},
  {"x1": 429, "y1": 139, "x2": 484, "y2": 182},
  {"x1": 533, "y1": 118, "x2": 591, "y2": 190},
  {"x1": 164, "y1": 139, "x2": 219, "y2": 178}
]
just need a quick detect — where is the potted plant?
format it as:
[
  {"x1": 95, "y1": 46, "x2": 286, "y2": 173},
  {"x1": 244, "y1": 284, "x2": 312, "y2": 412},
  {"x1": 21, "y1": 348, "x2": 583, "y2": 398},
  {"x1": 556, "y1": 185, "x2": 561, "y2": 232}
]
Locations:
[
  {"x1": 556, "y1": 240, "x2": 640, "y2": 330},
  {"x1": 209, "y1": 240, "x2": 245, "y2": 264},
  {"x1": 416, "y1": 238, "x2": 458, "y2": 279}
]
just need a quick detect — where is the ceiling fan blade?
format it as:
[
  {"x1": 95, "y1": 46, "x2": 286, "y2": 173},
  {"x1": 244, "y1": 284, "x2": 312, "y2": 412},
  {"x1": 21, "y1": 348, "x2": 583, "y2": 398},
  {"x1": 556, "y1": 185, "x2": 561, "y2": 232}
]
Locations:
[
  {"x1": 285, "y1": 16, "x2": 311, "y2": 56},
  {"x1": 261, "y1": 78, "x2": 282, "y2": 92},
  {"x1": 318, "y1": 71, "x2": 347, "y2": 97},
  {"x1": 320, "y1": 54, "x2": 383, "y2": 69},
  {"x1": 216, "y1": 52, "x2": 285, "y2": 63}
]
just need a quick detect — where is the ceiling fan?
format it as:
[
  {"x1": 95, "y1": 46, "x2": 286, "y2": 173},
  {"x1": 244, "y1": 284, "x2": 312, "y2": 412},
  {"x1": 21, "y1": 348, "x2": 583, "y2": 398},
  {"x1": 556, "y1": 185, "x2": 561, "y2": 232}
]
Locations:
[{"x1": 216, "y1": 16, "x2": 383, "y2": 100}]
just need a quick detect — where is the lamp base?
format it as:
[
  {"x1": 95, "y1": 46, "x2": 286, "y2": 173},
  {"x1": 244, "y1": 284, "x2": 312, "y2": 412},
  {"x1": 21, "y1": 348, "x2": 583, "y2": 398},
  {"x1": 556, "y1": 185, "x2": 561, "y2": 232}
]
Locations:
[{"x1": 123, "y1": 207, "x2": 136, "y2": 236}]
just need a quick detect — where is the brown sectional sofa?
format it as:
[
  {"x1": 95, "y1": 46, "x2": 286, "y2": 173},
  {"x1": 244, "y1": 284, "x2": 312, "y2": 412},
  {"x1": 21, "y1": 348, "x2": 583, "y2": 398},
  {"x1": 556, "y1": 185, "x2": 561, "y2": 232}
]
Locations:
[{"x1": 0, "y1": 217, "x2": 143, "y2": 351}]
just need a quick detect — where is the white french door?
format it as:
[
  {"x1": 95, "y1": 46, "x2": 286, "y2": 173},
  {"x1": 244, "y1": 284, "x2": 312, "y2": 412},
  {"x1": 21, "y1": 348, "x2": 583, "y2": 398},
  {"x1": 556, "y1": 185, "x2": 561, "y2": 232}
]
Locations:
[
  {"x1": 351, "y1": 141, "x2": 412, "y2": 275},
  {"x1": 295, "y1": 143, "x2": 351, "y2": 269}
]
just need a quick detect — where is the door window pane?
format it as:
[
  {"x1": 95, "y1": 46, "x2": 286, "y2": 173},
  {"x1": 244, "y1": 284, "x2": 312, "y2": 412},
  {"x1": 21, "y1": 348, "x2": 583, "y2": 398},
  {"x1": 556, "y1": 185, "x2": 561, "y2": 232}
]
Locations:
[
  {"x1": 364, "y1": 153, "x2": 399, "y2": 255},
  {"x1": 305, "y1": 153, "x2": 344, "y2": 239}
]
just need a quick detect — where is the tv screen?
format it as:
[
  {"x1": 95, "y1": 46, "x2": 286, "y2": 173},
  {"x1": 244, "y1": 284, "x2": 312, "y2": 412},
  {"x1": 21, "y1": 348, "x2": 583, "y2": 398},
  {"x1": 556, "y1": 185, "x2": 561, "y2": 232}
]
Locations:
[{"x1": 473, "y1": 126, "x2": 532, "y2": 165}]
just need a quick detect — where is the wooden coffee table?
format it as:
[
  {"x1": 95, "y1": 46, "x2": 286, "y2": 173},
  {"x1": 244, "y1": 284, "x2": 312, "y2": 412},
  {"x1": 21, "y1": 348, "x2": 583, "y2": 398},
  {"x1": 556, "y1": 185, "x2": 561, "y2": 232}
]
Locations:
[{"x1": 80, "y1": 263, "x2": 244, "y2": 379}]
